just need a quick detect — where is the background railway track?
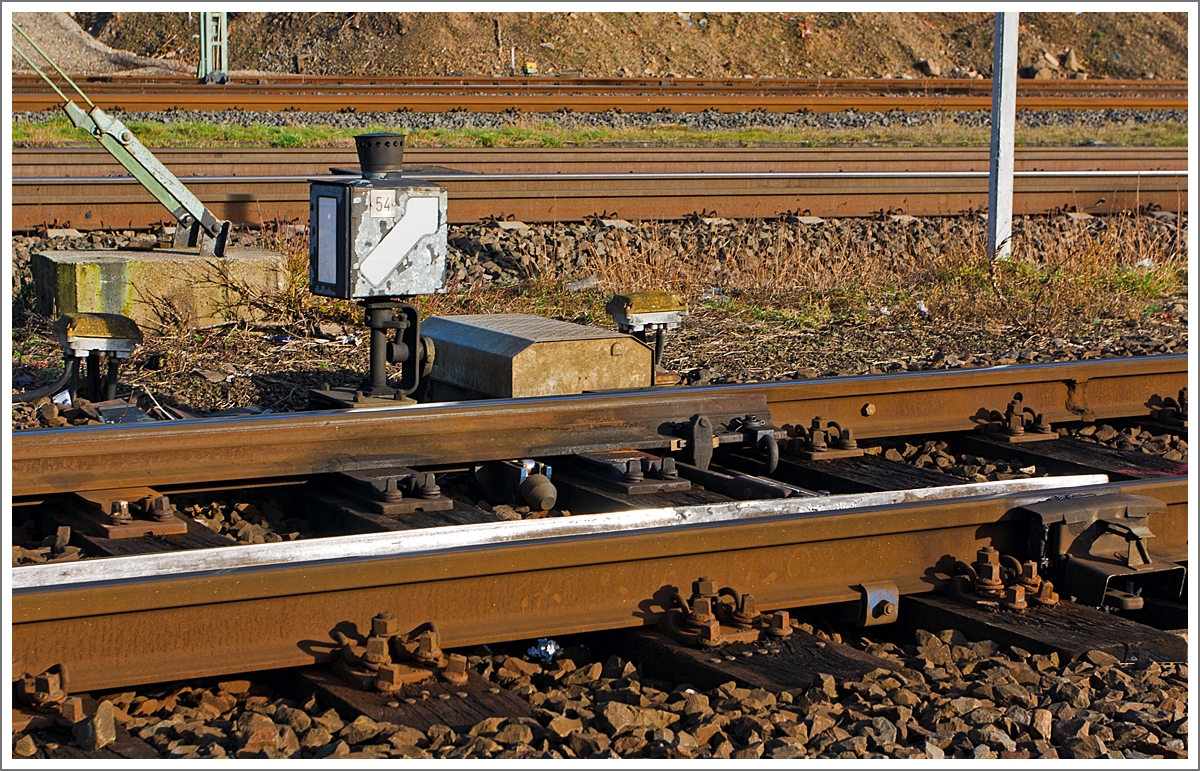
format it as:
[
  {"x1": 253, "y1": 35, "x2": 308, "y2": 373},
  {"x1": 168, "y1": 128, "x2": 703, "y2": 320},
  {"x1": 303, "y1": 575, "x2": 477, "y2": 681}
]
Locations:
[
  {"x1": 10, "y1": 147, "x2": 1188, "y2": 230},
  {"x1": 10, "y1": 74, "x2": 1187, "y2": 113},
  {"x1": 12, "y1": 145, "x2": 1189, "y2": 177}
]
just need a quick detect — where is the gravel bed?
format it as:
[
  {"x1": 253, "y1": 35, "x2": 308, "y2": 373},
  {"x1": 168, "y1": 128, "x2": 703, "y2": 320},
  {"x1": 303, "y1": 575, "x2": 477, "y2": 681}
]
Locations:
[
  {"x1": 12, "y1": 521, "x2": 85, "y2": 567},
  {"x1": 11, "y1": 107, "x2": 1187, "y2": 132},
  {"x1": 183, "y1": 497, "x2": 313, "y2": 545},
  {"x1": 13, "y1": 624, "x2": 1187, "y2": 759},
  {"x1": 873, "y1": 421, "x2": 1187, "y2": 482}
]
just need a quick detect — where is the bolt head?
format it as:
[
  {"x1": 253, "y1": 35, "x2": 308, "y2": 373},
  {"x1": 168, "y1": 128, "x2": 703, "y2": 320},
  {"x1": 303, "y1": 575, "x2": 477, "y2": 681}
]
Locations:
[
  {"x1": 693, "y1": 578, "x2": 716, "y2": 597},
  {"x1": 375, "y1": 663, "x2": 403, "y2": 689},
  {"x1": 862, "y1": 402, "x2": 877, "y2": 417},
  {"x1": 976, "y1": 546, "x2": 1000, "y2": 564},
  {"x1": 372, "y1": 612, "x2": 400, "y2": 637}
]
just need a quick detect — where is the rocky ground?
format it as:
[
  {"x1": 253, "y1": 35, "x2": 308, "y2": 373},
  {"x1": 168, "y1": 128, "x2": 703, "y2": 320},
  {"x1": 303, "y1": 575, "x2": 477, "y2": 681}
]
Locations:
[
  {"x1": 12, "y1": 622, "x2": 1188, "y2": 760},
  {"x1": 15, "y1": 11, "x2": 1188, "y2": 81},
  {"x1": 11, "y1": 211, "x2": 1188, "y2": 421}
]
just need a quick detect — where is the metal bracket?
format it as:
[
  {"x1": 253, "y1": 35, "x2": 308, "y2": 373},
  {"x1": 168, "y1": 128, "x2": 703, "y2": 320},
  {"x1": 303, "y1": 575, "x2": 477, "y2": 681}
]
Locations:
[
  {"x1": 657, "y1": 577, "x2": 784, "y2": 648},
  {"x1": 330, "y1": 466, "x2": 454, "y2": 516},
  {"x1": 68, "y1": 487, "x2": 189, "y2": 538},
  {"x1": 1018, "y1": 493, "x2": 1184, "y2": 609},
  {"x1": 785, "y1": 416, "x2": 865, "y2": 460},
  {"x1": 331, "y1": 614, "x2": 468, "y2": 693},
  {"x1": 856, "y1": 581, "x2": 899, "y2": 626},
  {"x1": 979, "y1": 392, "x2": 1058, "y2": 443},
  {"x1": 681, "y1": 414, "x2": 715, "y2": 470}
]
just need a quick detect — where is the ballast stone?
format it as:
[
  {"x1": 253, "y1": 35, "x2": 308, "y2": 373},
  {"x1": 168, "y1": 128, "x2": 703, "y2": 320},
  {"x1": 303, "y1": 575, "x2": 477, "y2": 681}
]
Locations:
[{"x1": 31, "y1": 247, "x2": 287, "y2": 331}]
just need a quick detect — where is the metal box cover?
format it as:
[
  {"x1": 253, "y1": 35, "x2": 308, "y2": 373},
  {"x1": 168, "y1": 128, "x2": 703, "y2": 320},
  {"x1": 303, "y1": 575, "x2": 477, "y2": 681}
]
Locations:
[
  {"x1": 310, "y1": 177, "x2": 448, "y2": 299},
  {"x1": 422, "y1": 314, "x2": 653, "y2": 399}
]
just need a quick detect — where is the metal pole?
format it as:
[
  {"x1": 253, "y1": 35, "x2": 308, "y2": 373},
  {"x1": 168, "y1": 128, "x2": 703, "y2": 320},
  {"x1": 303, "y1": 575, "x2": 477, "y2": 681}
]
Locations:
[
  {"x1": 197, "y1": 12, "x2": 229, "y2": 83},
  {"x1": 986, "y1": 12, "x2": 1018, "y2": 260}
]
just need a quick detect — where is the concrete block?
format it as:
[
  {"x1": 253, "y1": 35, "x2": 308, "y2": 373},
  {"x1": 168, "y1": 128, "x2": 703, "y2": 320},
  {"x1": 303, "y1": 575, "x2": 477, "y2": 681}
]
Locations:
[{"x1": 31, "y1": 247, "x2": 288, "y2": 331}]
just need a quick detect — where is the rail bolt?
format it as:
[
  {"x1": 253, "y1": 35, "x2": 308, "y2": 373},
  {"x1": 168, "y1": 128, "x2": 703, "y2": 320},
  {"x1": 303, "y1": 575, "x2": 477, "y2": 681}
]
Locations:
[
  {"x1": 110, "y1": 500, "x2": 132, "y2": 525},
  {"x1": 1002, "y1": 584, "x2": 1028, "y2": 612},
  {"x1": 972, "y1": 546, "x2": 1004, "y2": 597},
  {"x1": 862, "y1": 403, "x2": 877, "y2": 417},
  {"x1": 688, "y1": 596, "x2": 717, "y2": 629},
  {"x1": 623, "y1": 459, "x2": 645, "y2": 483},
  {"x1": 875, "y1": 599, "x2": 897, "y2": 619},
  {"x1": 414, "y1": 630, "x2": 445, "y2": 667},
  {"x1": 697, "y1": 618, "x2": 724, "y2": 648},
  {"x1": 363, "y1": 636, "x2": 392, "y2": 670},
  {"x1": 733, "y1": 593, "x2": 760, "y2": 629},
  {"x1": 767, "y1": 610, "x2": 793, "y2": 637},
  {"x1": 31, "y1": 670, "x2": 67, "y2": 712},
  {"x1": 59, "y1": 696, "x2": 85, "y2": 724},
  {"x1": 1017, "y1": 561, "x2": 1043, "y2": 591},
  {"x1": 145, "y1": 495, "x2": 175, "y2": 522},
  {"x1": 372, "y1": 612, "x2": 401, "y2": 638},
  {"x1": 375, "y1": 663, "x2": 404, "y2": 693},
  {"x1": 742, "y1": 414, "x2": 767, "y2": 430},
  {"x1": 442, "y1": 653, "x2": 469, "y2": 685},
  {"x1": 417, "y1": 473, "x2": 441, "y2": 500},
  {"x1": 692, "y1": 577, "x2": 717, "y2": 598},
  {"x1": 1031, "y1": 579, "x2": 1060, "y2": 607},
  {"x1": 381, "y1": 478, "x2": 404, "y2": 503}
]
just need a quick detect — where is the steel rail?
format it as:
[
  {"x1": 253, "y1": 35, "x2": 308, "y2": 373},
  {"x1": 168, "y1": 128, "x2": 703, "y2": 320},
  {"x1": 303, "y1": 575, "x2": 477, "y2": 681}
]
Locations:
[
  {"x1": 11, "y1": 355, "x2": 1187, "y2": 499},
  {"x1": 10, "y1": 475, "x2": 1186, "y2": 692},
  {"x1": 14, "y1": 73, "x2": 1184, "y2": 89},
  {"x1": 16, "y1": 146, "x2": 1192, "y2": 177},
  {"x1": 11, "y1": 73, "x2": 1186, "y2": 113},
  {"x1": 13, "y1": 73, "x2": 1187, "y2": 94},
  {"x1": 10, "y1": 169, "x2": 1187, "y2": 230},
  {"x1": 11, "y1": 146, "x2": 1190, "y2": 177}
]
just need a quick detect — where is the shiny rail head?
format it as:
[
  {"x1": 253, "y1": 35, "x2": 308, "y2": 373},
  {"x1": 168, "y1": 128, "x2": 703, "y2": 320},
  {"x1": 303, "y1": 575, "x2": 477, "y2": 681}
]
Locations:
[{"x1": 12, "y1": 474, "x2": 1109, "y2": 591}]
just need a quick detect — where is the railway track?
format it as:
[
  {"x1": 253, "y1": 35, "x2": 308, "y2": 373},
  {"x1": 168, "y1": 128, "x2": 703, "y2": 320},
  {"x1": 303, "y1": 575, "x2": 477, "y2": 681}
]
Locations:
[
  {"x1": 12, "y1": 145, "x2": 1189, "y2": 177},
  {"x1": 11, "y1": 74, "x2": 1187, "y2": 113},
  {"x1": 11, "y1": 355, "x2": 1189, "y2": 695},
  {"x1": 10, "y1": 147, "x2": 1187, "y2": 229}
]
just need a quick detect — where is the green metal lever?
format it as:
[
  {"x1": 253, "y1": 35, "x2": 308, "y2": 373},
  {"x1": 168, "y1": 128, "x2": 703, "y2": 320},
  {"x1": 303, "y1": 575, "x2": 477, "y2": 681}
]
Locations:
[{"x1": 12, "y1": 21, "x2": 230, "y2": 256}]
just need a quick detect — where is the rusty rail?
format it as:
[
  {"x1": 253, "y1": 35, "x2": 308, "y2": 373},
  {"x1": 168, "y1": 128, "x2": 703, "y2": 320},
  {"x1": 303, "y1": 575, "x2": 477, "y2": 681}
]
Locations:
[
  {"x1": 12, "y1": 146, "x2": 1189, "y2": 178},
  {"x1": 11, "y1": 355, "x2": 1188, "y2": 499},
  {"x1": 11, "y1": 476, "x2": 1187, "y2": 692},
  {"x1": 11, "y1": 73, "x2": 1187, "y2": 113},
  {"x1": 10, "y1": 169, "x2": 1188, "y2": 231}
]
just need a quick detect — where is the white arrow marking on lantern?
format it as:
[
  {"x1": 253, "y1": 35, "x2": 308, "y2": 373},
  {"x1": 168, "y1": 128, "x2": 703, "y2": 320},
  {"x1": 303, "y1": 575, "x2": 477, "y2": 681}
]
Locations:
[{"x1": 359, "y1": 196, "x2": 440, "y2": 287}]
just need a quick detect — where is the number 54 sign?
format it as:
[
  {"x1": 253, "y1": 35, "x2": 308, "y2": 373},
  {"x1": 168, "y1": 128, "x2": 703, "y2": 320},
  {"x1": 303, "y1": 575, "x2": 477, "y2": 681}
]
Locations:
[{"x1": 369, "y1": 189, "x2": 396, "y2": 218}]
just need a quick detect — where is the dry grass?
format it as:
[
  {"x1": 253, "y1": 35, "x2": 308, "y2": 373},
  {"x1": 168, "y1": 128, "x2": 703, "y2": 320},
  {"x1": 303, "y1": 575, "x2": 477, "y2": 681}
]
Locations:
[
  {"x1": 583, "y1": 214, "x2": 1186, "y2": 333},
  {"x1": 160, "y1": 212, "x2": 1187, "y2": 339}
]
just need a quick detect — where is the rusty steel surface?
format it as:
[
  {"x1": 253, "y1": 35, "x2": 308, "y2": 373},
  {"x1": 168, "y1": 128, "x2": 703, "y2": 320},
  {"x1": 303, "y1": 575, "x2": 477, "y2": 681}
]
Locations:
[
  {"x1": 10, "y1": 73, "x2": 1186, "y2": 113},
  {"x1": 11, "y1": 355, "x2": 1187, "y2": 499},
  {"x1": 10, "y1": 169, "x2": 1187, "y2": 231},
  {"x1": 12, "y1": 146, "x2": 1188, "y2": 178},
  {"x1": 10, "y1": 476, "x2": 1186, "y2": 692}
]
